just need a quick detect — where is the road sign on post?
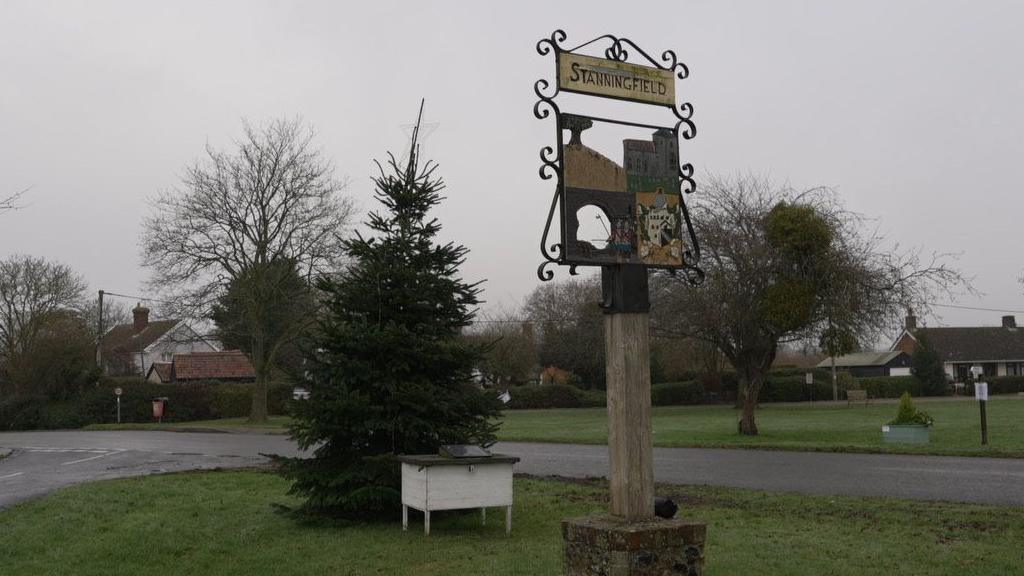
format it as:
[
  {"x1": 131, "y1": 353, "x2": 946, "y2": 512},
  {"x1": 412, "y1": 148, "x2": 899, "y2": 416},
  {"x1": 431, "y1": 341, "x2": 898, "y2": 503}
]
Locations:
[{"x1": 114, "y1": 387, "x2": 122, "y2": 424}]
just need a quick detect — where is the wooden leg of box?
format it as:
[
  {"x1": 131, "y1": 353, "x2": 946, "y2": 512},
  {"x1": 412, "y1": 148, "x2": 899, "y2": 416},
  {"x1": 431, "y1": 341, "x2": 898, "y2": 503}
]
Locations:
[
  {"x1": 482, "y1": 507, "x2": 486, "y2": 525},
  {"x1": 402, "y1": 505, "x2": 408, "y2": 531},
  {"x1": 425, "y1": 509, "x2": 430, "y2": 535},
  {"x1": 506, "y1": 505, "x2": 512, "y2": 535}
]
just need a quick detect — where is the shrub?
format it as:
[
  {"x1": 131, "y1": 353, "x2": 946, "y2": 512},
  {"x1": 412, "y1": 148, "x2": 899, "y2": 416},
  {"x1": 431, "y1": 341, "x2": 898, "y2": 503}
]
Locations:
[
  {"x1": 759, "y1": 375, "x2": 833, "y2": 403},
  {"x1": 854, "y1": 376, "x2": 924, "y2": 399},
  {"x1": 986, "y1": 376, "x2": 1024, "y2": 396},
  {"x1": 889, "y1": 392, "x2": 933, "y2": 426},
  {"x1": 506, "y1": 384, "x2": 604, "y2": 409},
  {"x1": 651, "y1": 381, "x2": 704, "y2": 406},
  {"x1": 0, "y1": 395, "x2": 47, "y2": 430},
  {"x1": 0, "y1": 377, "x2": 295, "y2": 430},
  {"x1": 41, "y1": 401, "x2": 89, "y2": 429}
]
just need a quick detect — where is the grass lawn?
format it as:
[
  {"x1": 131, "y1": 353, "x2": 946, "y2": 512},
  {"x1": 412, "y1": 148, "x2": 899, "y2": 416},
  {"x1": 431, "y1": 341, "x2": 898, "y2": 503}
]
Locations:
[
  {"x1": 79, "y1": 397, "x2": 1024, "y2": 458},
  {"x1": 84, "y1": 416, "x2": 293, "y2": 434},
  {"x1": 0, "y1": 470, "x2": 1022, "y2": 575},
  {"x1": 497, "y1": 396, "x2": 1024, "y2": 457}
]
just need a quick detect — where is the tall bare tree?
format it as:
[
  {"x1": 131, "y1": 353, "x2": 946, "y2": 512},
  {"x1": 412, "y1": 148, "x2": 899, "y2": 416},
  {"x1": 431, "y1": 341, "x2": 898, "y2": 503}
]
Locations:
[
  {"x1": 524, "y1": 276, "x2": 605, "y2": 388},
  {"x1": 464, "y1": 305, "x2": 539, "y2": 387},
  {"x1": 652, "y1": 175, "x2": 967, "y2": 435},
  {"x1": 0, "y1": 189, "x2": 27, "y2": 214},
  {"x1": 142, "y1": 118, "x2": 354, "y2": 421},
  {"x1": 0, "y1": 255, "x2": 87, "y2": 393}
]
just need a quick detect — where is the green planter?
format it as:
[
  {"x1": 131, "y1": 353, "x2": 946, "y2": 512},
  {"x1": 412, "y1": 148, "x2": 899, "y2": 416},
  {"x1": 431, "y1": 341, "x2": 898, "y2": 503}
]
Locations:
[{"x1": 882, "y1": 424, "x2": 930, "y2": 444}]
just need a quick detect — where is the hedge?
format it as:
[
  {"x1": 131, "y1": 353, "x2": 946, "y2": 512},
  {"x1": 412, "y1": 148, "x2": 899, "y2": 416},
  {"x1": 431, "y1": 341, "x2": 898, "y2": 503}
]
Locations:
[
  {"x1": 851, "y1": 376, "x2": 923, "y2": 399},
  {"x1": 968, "y1": 376, "x2": 1024, "y2": 396},
  {"x1": 505, "y1": 384, "x2": 605, "y2": 409},
  {"x1": 651, "y1": 381, "x2": 704, "y2": 406},
  {"x1": 0, "y1": 379, "x2": 295, "y2": 430},
  {"x1": 759, "y1": 375, "x2": 834, "y2": 403}
]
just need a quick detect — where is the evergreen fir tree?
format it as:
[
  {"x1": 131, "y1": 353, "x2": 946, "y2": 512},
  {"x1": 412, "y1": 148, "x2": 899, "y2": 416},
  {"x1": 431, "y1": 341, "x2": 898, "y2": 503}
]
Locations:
[
  {"x1": 911, "y1": 331, "x2": 947, "y2": 396},
  {"x1": 275, "y1": 106, "x2": 501, "y2": 518}
]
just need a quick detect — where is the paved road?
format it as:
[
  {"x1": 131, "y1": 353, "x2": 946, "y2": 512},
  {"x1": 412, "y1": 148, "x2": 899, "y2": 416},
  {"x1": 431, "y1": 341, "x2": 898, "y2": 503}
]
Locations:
[
  {"x1": 2, "y1": 431, "x2": 1023, "y2": 510},
  {"x1": 496, "y1": 442, "x2": 1024, "y2": 506},
  {"x1": 0, "y1": 431, "x2": 301, "y2": 510}
]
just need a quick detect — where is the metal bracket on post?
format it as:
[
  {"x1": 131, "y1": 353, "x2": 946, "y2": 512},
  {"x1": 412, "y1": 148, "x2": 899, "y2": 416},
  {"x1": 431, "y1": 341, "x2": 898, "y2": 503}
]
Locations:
[{"x1": 600, "y1": 265, "x2": 649, "y2": 314}]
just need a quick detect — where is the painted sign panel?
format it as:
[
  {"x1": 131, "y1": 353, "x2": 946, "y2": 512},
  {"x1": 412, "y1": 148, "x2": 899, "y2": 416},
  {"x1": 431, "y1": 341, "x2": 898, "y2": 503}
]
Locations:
[
  {"x1": 558, "y1": 52, "x2": 675, "y2": 106},
  {"x1": 560, "y1": 114, "x2": 683, "y2": 268}
]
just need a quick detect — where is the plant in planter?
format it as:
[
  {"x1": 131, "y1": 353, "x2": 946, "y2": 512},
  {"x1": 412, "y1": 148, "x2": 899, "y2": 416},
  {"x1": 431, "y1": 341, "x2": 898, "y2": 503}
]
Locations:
[{"x1": 882, "y1": 392, "x2": 933, "y2": 444}]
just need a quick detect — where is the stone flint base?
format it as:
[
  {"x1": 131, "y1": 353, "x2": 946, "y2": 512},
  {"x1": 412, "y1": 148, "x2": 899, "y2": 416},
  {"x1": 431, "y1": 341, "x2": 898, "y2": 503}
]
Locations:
[{"x1": 562, "y1": 515, "x2": 706, "y2": 576}]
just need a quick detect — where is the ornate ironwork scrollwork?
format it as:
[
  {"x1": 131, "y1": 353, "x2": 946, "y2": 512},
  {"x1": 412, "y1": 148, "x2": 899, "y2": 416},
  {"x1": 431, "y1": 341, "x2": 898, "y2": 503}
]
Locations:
[
  {"x1": 674, "y1": 102, "x2": 697, "y2": 140},
  {"x1": 565, "y1": 34, "x2": 690, "y2": 79},
  {"x1": 536, "y1": 29, "x2": 568, "y2": 56},
  {"x1": 678, "y1": 163, "x2": 696, "y2": 195}
]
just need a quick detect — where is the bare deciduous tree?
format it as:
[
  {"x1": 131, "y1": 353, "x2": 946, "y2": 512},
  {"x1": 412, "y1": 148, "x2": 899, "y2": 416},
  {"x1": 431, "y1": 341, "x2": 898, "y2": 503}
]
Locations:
[
  {"x1": 464, "y1": 305, "x2": 539, "y2": 387},
  {"x1": 142, "y1": 118, "x2": 354, "y2": 421},
  {"x1": 0, "y1": 255, "x2": 87, "y2": 393},
  {"x1": 0, "y1": 188, "x2": 27, "y2": 214},
  {"x1": 524, "y1": 276, "x2": 606, "y2": 388},
  {"x1": 652, "y1": 174, "x2": 968, "y2": 435}
]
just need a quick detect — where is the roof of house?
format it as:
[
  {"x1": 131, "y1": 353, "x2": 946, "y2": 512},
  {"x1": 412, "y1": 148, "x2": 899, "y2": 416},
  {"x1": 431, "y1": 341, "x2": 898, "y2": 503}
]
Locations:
[
  {"x1": 147, "y1": 362, "x2": 173, "y2": 383},
  {"x1": 101, "y1": 319, "x2": 180, "y2": 356},
  {"x1": 172, "y1": 350, "x2": 255, "y2": 381},
  {"x1": 909, "y1": 326, "x2": 1024, "y2": 362},
  {"x1": 815, "y1": 351, "x2": 906, "y2": 369}
]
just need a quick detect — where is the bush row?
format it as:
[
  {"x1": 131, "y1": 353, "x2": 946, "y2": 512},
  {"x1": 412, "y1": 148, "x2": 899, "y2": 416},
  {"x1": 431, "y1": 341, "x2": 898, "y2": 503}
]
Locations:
[
  {"x1": 651, "y1": 381, "x2": 704, "y2": 406},
  {"x1": 852, "y1": 376, "x2": 926, "y2": 399},
  {"x1": 0, "y1": 378, "x2": 294, "y2": 430},
  {"x1": 505, "y1": 384, "x2": 604, "y2": 409},
  {"x1": 965, "y1": 376, "x2": 1024, "y2": 396},
  {"x1": 502, "y1": 371, "x2": 951, "y2": 409}
]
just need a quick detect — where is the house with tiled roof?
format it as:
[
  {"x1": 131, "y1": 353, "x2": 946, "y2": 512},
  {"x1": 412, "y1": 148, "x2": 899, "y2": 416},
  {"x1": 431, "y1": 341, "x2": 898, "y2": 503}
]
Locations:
[
  {"x1": 145, "y1": 350, "x2": 255, "y2": 384},
  {"x1": 100, "y1": 303, "x2": 219, "y2": 377},
  {"x1": 890, "y1": 314, "x2": 1024, "y2": 383}
]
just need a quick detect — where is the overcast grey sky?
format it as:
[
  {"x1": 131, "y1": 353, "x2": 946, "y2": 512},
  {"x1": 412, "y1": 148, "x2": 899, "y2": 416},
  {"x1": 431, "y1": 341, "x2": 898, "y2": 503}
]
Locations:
[{"x1": 2, "y1": 0, "x2": 1022, "y2": 332}]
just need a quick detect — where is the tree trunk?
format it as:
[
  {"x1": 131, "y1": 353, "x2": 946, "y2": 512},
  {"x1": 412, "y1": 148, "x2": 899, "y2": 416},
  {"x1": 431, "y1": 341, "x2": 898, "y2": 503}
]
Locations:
[
  {"x1": 249, "y1": 336, "x2": 268, "y2": 422},
  {"x1": 831, "y1": 355, "x2": 838, "y2": 402},
  {"x1": 738, "y1": 374, "x2": 761, "y2": 436},
  {"x1": 251, "y1": 367, "x2": 269, "y2": 422}
]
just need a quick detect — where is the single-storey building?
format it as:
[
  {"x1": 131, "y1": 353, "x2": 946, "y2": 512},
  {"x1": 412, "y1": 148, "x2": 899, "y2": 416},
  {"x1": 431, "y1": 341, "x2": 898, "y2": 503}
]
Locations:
[
  {"x1": 146, "y1": 350, "x2": 256, "y2": 384},
  {"x1": 891, "y1": 314, "x2": 1024, "y2": 383},
  {"x1": 101, "y1": 303, "x2": 220, "y2": 377},
  {"x1": 815, "y1": 351, "x2": 912, "y2": 378}
]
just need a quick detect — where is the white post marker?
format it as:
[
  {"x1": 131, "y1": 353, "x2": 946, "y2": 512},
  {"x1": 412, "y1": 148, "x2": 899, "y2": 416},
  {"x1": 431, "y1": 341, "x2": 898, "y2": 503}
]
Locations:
[
  {"x1": 974, "y1": 382, "x2": 989, "y2": 402},
  {"x1": 114, "y1": 387, "x2": 122, "y2": 424}
]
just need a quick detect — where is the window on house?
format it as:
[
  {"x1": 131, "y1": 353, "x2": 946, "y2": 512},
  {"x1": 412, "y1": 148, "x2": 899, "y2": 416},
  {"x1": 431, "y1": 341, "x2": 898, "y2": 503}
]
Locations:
[
  {"x1": 954, "y1": 364, "x2": 971, "y2": 383},
  {"x1": 1007, "y1": 362, "x2": 1022, "y2": 376}
]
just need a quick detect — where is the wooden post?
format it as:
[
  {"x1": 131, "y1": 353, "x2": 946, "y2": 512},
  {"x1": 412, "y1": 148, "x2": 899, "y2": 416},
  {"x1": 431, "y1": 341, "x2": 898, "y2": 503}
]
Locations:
[
  {"x1": 980, "y1": 400, "x2": 988, "y2": 445},
  {"x1": 602, "y1": 265, "x2": 654, "y2": 522}
]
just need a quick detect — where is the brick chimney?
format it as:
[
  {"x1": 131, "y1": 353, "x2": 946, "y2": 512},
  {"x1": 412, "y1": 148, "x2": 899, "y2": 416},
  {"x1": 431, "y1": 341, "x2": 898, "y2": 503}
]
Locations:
[
  {"x1": 905, "y1": 313, "x2": 917, "y2": 331},
  {"x1": 1003, "y1": 315, "x2": 1017, "y2": 328},
  {"x1": 133, "y1": 303, "x2": 150, "y2": 332}
]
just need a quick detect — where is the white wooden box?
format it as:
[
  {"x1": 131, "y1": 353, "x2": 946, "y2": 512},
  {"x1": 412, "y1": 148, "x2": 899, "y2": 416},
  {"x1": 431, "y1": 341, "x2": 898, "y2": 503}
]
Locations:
[{"x1": 397, "y1": 454, "x2": 519, "y2": 535}]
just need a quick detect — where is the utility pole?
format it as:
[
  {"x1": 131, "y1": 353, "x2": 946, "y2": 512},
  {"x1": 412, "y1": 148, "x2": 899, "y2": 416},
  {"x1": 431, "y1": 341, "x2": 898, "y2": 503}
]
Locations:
[{"x1": 95, "y1": 289, "x2": 105, "y2": 369}]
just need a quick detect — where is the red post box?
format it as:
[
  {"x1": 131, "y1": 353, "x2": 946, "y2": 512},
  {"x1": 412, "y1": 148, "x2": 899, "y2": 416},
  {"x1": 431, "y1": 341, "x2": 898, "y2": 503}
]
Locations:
[{"x1": 152, "y1": 398, "x2": 166, "y2": 422}]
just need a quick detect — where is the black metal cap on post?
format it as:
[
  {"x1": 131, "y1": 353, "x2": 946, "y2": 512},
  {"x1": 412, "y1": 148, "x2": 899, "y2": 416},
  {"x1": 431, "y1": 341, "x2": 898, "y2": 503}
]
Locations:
[{"x1": 600, "y1": 265, "x2": 649, "y2": 314}]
